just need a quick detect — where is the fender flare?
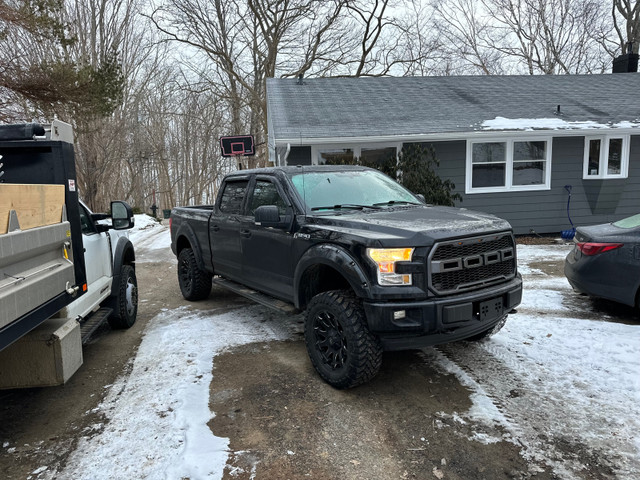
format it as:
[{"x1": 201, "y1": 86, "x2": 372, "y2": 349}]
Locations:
[
  {"x1": 174, "y1": 223, "x2": 207, "y2": 272},
  {"x1": 110, "y1": 236, "x2": 136, "y2": 297},
  {"x1": 293, "y1": 243, "x2": 372, "y2": 309}
]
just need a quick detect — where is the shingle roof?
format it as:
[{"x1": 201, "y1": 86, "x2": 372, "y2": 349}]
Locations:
[{"x1": 266, "y1": 74, "x2": 640, "y2": 141}]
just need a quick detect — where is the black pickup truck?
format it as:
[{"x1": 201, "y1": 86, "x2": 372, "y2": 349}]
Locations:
[{"x1": 170, "y1": 166, "x2": 522, "y2": 388}]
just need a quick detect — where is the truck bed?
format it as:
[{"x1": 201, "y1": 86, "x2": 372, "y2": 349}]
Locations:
[
  {"x1": 0, "y1": 219, "x2": 76, "y2": 330},
  {"x1": 0, "y1": 127, "x2": 87, "y2": 351},
  {"x1": 170, "y1": 205, "x2": 215, "y2": 275}
]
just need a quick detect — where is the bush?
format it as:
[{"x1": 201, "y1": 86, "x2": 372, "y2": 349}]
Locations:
[{"x1": 396, "y1": 144, "x2": 461, "y2": 207}]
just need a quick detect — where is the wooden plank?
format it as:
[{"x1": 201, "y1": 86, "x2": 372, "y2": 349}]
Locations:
[{"x1": 0, "y1": 184, "x2": 65, "y2": 234}]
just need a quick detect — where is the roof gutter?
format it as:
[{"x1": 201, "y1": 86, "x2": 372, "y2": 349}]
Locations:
[{"x1": 275, "y1": 126, "x2": 640, "y2": 146}]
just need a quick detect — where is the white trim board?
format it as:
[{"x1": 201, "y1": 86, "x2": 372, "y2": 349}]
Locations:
[{"x1": 274, "y1": 127, "x2": 640, "y2": 147}]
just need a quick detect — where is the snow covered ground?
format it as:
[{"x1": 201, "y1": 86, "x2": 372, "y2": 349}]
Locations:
[
  {"x1": 47, "y1": 217, "x2": 639, "y2": 479},
  {"x1": 128, "y1": 214, "x2": 174, "y2": 263},
  {"x1": 434, "y1": 243, "x2": 640, "y2": 478}
]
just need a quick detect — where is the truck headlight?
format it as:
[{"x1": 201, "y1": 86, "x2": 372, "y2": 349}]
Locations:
[{"x1": 366, "y1": 248, "x2": 414, "y2": 286}]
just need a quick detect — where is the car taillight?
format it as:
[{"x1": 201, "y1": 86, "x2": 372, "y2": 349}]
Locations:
[
  {"x1": 169, "y1": 217, "x2": 172, "y2": 233},
  {"x1": 576, "y1": 242, "x2": 623, "y2": 256}
]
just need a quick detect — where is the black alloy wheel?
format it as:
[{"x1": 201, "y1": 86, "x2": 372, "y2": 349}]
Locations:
[
  {"x1": 304, "y1": 290, "x2": 382, "y2": 389},
  {"x1": 313, "y1": 309, "x2": 349, "y2": 370}
]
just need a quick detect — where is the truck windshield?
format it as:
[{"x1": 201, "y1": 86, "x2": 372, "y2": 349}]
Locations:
[{"x1": 289, "y1": 169, "x2": 420, "y2": 212}]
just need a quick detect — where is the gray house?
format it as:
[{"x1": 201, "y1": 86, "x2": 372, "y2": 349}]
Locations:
[{"x1": 266, "y1": 74, "x2": 640, "y2": 235}]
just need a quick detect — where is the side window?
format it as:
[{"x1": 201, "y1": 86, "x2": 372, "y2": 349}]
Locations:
[
  {"x1": 79, "y1": 205, "x2": 97, "y2": 235},
  {"x1": 249, "y1": 180, "x2": 287, "y2": 215},
  {"x1": 466, "y1": 138, "x2": 551, "y2": 193},
  {"x1": 219, "y1": 180, "x2": 249, "y2": 214},
  {"x1": 583, "y1": 136, "x2": 629, "y2": 179}
]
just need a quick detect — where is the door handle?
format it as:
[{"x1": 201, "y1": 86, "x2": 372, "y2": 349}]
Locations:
[
  {"x1": 240, "y1": 230, "x2": 251, "y2": 238},
  {"x1": 211, "y1": 224, "x2": 220, "y2": 232}
]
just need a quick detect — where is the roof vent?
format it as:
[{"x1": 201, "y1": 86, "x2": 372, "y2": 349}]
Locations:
[
  {"x1": 613, "y1": 42, "x2": 638, "y2": 73},
  {"x1": 297, "y1": 73, "x2": 304, "y2": 85}
]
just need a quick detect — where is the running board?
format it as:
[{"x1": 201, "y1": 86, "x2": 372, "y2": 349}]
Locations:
[
  {"x1": 80, "y1": 308, "x2": 112, "y2": 343},
  {"x1": 213, "y1": 278, "x2": 298, "y2": 314}
]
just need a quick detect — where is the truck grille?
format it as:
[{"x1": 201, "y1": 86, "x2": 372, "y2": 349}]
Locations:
[{"x1": 428, "y1": 233, "x2": 516, "y2": 295}]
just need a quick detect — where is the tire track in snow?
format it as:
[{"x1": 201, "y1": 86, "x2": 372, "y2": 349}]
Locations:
[
  {"x1": 129, "y1": 222, "x2": 174, "y2": 263},
  {"x1": 426, "y1": 326, "x2": 639, "y2": 480}
]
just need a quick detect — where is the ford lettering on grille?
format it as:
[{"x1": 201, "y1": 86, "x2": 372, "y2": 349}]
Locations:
[{"x1": 432, "y1": 248, "x2": 514, "y2": 273}]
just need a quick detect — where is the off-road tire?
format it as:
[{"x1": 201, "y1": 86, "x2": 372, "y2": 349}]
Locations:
[
  {"x1": 304, "y1": 290, "x2": 382, "y2": 389},
  {"x1": 108, "y1": 264, "x2": 138, "y2": 329},
  {"x1": 178, "y1": 247, "x2": 212, "y2": 301},
  {"x1": 467, "y1": 314, "x2": 508, "y2": 341}
]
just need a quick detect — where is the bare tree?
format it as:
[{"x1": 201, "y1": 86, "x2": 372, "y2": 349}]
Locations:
[
  {"x1": 432, "y1": 0, "x2": 506, "y2": 74},
  {"x1": 611, "y1": 0, "x2": 640, "y2": 54},
  {"x1": 481, "y1": 0, "x2": 607, "y2": 74},
  {"x1": 431, "y1": 0, "x2": 611, "y2": 74},
  {"x1": 344, "y1": 0, "x2": 396, "y2": 76},
  {"x1": 149, "y1": 0, "x2": 346, "y2": 167}
]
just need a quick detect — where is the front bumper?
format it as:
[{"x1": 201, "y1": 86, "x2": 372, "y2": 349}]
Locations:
[{"x1": 362, "y1": 275, "x2": 522, "y2": 351}]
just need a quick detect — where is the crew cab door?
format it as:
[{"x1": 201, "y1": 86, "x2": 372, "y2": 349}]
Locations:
[
  {"x1": 62, "y1": 203, "x2": 114, "y2": 319},
  {"x1": 210, "y1": 178, "x2": 250, "y2": 281},
  {"x1": 239, "y1": 177, "x2": 294, "y2": 300}
]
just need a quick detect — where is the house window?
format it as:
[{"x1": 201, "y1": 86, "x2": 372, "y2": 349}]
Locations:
[
  {"x1": 312, "y1": 143, "x2": 401, "y2": 166},
  {"x1": 471, "y1": 142, "x2": 506, "y2": 188},
  {"x1": 466, "y1": 138, "x2": 551, "y2": 193},
  {"x1": 513, "y1": 141, "x2": 547, "y2": 186},
  {"x1": 361, "y1": 147, "x2": 397, "y2": 166},
  {"x1": 583, "y1": 136, "x2": 629, "y2": 179},
  {"x1": 318, "y1": 148, "x2": 354, "y2": 165}
]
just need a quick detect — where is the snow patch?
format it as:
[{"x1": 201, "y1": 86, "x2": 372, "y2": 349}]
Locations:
[
  {"x1": 481, "y1": 116, "x2": 640, "y2": 131},
  {"x1": 56, "y1": 305, "x2": 295, "y2": 479},
  {"x1": 428, "y1": 243, "x2": 640, "y2": 478},
  {"x1": 128, "y1": 215, "x2": 173, "y2": 262}
]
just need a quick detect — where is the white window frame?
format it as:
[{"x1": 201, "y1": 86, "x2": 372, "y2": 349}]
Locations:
[
  {"x1": 582, "y1": 135, "x2": 629, "y2": 180},
  {"x1": 466, "y1": 137, "x2": 552, "y2": 194},
  {"x1": 312, "y1": 142, "x2": 402, "y2": 165}
]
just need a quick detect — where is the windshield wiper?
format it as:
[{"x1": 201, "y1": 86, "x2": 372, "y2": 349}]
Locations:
[
  {"x1": 311, "y1": 204, "x2": 382, "y2": 211},
  {"x1": 372, "y1": 200, "x2": 422, "y2": 207}
]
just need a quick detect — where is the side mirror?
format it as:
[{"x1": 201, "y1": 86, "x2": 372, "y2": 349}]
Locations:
[
  {"x1": 255, "y1": 205, "x2": 288, "y2": 229},
  {"x1": 415, "y1": 193, "x2": 426, "y2": 204},
  {"x1": 112, "y1": 201, "x2": 135, "y2": 230}
]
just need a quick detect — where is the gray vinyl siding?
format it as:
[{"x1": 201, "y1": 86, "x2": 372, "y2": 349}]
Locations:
[{"x1": 410, "y1": 136, "x2": 640, "y2": 235}]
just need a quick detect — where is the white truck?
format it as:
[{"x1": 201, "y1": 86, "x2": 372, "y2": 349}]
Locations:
[{"x1": 0, "y1": 120, "x2": 138, "y2": 388}]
